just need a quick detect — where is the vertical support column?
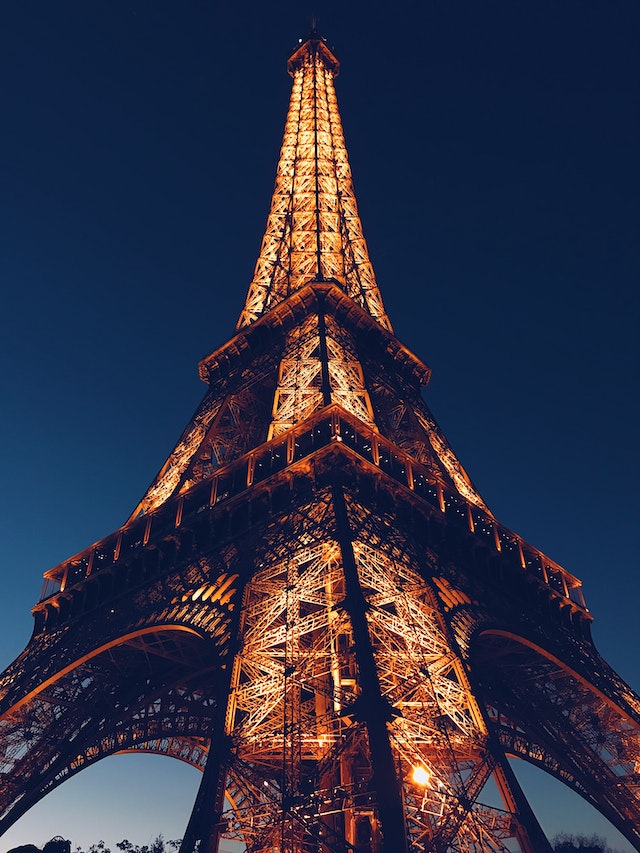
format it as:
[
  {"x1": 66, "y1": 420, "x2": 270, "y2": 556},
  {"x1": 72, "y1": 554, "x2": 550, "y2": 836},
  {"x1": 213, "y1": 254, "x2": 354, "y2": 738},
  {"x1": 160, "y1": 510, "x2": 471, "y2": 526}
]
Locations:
[
  {"x1": 490, "y1": 741, "x2": 554, "y2": 853},
  {"x1": 317, "y1": 302, "x2": 333, "y2": 407},
  {"x1": 331, "y1": 483, "x2": 409, "y2": 853},
  {"x1": 179, "y1": 708, "x2": 232, "y2": 853}
]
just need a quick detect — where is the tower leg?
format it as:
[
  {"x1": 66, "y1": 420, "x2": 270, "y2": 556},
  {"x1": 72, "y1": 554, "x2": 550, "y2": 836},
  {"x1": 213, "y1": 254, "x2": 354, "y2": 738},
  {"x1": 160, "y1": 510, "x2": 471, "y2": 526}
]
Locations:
[
  {"x1": 180, "y1": 571, "x2": 247, "y2": 853},
  {"x1": 491, "y1": 746, "x2": 553, "y2": 853},
  {"x1": 179, "y1": 730, "x2": 230, "y2": 853}
]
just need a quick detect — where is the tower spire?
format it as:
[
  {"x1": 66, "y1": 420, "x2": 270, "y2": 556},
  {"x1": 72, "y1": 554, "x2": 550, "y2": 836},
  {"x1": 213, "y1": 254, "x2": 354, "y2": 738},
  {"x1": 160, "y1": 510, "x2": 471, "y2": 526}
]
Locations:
[{"x1": 238, "y1": 32, "x2": 392, "y2": 331}]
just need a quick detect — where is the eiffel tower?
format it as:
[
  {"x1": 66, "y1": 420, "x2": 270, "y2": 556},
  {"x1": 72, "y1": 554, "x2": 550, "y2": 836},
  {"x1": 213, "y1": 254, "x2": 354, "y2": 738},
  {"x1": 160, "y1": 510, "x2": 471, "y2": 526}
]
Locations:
[{"x1": 2, "y1": 28, "x2": 640, "y2": 853}]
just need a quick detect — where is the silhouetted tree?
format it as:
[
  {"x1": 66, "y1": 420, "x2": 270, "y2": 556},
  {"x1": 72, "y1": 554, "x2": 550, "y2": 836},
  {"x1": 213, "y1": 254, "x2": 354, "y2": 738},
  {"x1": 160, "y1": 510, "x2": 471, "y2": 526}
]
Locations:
[
  {"x1": 7, "y1": 846, "x2": 41, "y2": 853},
  {"x1": 8, "y1": 839, "x2": 70, "y2": 853},
  {"x1": 552, "y1": 832, "x2": 621, "y2": 853},
  {"x1": 73, "y1": 838, "x2": 180, "y2": 853},
  {"x1": 116, "y1": 838, "x2": 180, "y2": 853},
  {"x1": 73, "y1": 843, "x2": 110, "y2": 853}
]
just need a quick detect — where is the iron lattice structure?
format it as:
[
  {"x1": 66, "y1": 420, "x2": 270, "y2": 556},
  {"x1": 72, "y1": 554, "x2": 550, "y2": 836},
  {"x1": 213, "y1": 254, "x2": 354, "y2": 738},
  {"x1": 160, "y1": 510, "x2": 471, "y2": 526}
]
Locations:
[{"x1": 2, "y1": 31, "x2": 640, "y2": 853}]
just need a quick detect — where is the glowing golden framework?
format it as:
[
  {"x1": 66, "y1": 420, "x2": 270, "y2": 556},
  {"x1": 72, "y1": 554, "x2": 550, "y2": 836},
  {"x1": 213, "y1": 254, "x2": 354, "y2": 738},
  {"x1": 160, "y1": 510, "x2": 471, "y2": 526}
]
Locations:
[
  {"x1": 238, "y1": 37, "x2": 391, "y2": 332},
  {"x1": 3, "y1": 27, "x2": 640, "y2": 853},
  {"x1": 126, "y1": 31, "x2": 489, "y2": 521},
  {"x1": 268, "y1": 312, "x2": 375, "y2": 439},
  {"x1": 221, "y1": 533, "x2": 519, "y2": 852},
  {"x1": 129, "y1": 282, "x2": 491, "y2": 521}
]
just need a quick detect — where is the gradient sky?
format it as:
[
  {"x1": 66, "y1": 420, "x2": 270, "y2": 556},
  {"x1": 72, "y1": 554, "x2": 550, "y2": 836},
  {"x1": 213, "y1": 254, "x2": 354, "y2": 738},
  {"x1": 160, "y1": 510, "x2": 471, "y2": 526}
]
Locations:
[{"x1": 1, "y1": 1, "x2": 639, "y2": 851}]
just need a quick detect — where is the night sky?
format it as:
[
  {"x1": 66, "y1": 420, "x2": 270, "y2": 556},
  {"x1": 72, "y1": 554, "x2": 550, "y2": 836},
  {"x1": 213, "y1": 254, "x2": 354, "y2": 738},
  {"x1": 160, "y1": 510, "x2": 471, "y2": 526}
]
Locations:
[{"x1": 1, "y1": 1, "x2": 639, "y2": 851}]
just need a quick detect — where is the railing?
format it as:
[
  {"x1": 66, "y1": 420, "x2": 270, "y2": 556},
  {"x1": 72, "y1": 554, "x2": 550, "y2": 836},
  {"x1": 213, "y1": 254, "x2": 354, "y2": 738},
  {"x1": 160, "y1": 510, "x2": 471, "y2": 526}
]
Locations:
[{"x1": 39, "y1": 405, "x2": 586, "y2": 611}]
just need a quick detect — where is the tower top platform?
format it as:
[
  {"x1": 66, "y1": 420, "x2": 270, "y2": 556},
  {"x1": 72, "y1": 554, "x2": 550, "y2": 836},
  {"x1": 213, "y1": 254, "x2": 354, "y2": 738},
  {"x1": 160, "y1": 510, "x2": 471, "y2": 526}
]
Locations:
[{"x1": 287, "y1": 31, "x2": 340, "y2": 76}]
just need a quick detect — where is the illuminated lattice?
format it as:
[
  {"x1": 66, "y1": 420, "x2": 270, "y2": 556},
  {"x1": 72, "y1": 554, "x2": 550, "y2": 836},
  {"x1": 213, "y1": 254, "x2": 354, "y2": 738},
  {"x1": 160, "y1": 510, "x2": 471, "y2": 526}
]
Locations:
[
  {"x1": 215, "y1": 518, "x2": 525, "y2": 852},
  {"x1": 2, "y1": 29, "x2": 640, "y2": 853},
  {"x1": 131, "y1": 395, "x2": 224, "y2": 517},
  {"x1": 269, "y1": 313, "x2": 374, "y2": 439},
  {"x1": 238, "y1": 39, "x2": 391, "y2": 332}
]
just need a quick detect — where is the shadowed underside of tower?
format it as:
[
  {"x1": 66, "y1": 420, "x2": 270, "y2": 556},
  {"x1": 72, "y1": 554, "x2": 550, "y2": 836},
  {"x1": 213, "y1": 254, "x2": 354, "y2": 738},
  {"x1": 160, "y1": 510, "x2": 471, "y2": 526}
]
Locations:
[{"x1": 1, "y1": 29, "x2": 640, "y2": 853}]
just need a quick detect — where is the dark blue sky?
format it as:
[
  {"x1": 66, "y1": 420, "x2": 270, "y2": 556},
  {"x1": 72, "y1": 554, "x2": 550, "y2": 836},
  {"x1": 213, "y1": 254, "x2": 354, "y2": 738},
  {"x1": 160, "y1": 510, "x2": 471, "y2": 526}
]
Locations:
[{"x1": 1, "y1": 1, "x2": 639, "y2": 850}]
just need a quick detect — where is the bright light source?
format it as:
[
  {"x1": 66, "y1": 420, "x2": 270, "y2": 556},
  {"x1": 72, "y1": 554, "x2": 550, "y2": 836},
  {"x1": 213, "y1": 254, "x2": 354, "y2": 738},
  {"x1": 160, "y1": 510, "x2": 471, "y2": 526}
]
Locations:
[{"x1": 412, "y1": 766, "x2": 430, "y2": 786}]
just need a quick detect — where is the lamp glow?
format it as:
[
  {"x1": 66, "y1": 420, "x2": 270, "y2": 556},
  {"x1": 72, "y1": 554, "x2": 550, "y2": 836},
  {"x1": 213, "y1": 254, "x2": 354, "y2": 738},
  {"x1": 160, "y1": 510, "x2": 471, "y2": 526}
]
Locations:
[{"x1": 412, "y1": 766, "x2": 430, "y2": 786}]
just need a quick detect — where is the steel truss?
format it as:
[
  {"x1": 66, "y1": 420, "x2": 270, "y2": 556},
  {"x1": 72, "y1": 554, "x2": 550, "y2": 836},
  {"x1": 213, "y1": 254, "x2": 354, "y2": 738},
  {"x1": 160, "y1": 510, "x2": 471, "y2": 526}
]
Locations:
[{"x1": 2, "y1": 27, "x2": 640, "y2": 853}]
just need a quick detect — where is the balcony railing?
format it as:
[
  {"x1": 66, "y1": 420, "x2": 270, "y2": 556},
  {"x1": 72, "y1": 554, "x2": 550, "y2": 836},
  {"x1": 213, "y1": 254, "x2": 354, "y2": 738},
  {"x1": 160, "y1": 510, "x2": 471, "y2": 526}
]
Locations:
[{"x1": 39, "y1": 405, "x2": 586, "y2": 612}]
